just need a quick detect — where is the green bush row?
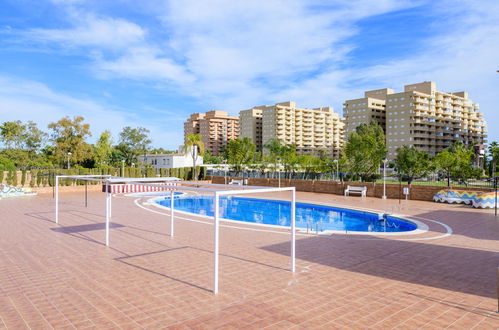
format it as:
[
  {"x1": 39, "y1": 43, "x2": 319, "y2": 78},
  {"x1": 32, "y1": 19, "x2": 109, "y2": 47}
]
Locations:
[{"x1": 2, "y1": 166, "x2": 207, "y2": 187}]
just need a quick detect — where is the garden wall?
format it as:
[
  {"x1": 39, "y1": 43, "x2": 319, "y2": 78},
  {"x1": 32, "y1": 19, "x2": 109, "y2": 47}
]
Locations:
[{"x1": 208, "y1": 176, "x2": 491, "y2": 202}]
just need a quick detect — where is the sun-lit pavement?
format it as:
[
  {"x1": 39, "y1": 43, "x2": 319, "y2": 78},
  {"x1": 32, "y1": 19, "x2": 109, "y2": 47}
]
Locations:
[{"x1": 0, "y1": 190, "x2": 498, "y2": 329}]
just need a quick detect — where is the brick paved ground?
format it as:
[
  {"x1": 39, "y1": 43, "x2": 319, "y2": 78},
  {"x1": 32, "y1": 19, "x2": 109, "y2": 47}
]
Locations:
[{"x1": 0, "y1": 190, "x2": 498, "y2": 329}]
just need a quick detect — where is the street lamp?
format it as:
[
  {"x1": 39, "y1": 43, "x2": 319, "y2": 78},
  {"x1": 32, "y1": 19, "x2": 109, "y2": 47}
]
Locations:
[
  {"x1": 223, "y1": 159, "x2": 228, "y2": 185},
  {"x1": 67, "y1": 152, "x2": 72, "y2": 169},
  {"x1": 121, "y1": 159, "x2": 125, "y2": 177},
  {"x1": 277, "y1": 158, "x2": 281, "y2": 188},
  {"x1": 333, "y1": 159, "x2": 339, "y2": 181},
  {"x1": 382, "y1": 158, "x2": 389, "y2": 199}
]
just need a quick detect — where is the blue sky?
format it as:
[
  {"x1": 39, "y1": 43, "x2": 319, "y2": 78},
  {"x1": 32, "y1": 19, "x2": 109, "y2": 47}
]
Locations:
[{"x1": 0, "y1": 0, "x2": 498, "y2": 149}]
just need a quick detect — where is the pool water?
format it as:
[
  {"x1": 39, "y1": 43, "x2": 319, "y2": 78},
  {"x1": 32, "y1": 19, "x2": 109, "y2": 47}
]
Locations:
[{"x1": 156, "y1": 195, "x2": 417, "y2": 233}]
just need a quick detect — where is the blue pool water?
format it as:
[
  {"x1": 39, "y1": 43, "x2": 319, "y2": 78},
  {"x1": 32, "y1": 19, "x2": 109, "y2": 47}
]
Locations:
[{"x1": 156, "y1": 195, "x2": 417, "y2": 233}]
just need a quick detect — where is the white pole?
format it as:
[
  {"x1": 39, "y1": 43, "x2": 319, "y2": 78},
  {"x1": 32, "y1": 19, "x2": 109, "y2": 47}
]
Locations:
[
  {"x1": 291, "y1": 188, "x2": 296, "y2": 272},
  {"x1": 109, "y1": 189, "x2": 112, "y2": 218},
  {"x1": 55, "y1": 176, "x2": 59, "y2": 224},
  {"x1": 170, "y1": 190, "x2": 174, "y2": 237},
  {"x1": 382, "y1": 160, "x2": 387, "y2": 200},
  {"x1": 105, "y1": 181, "x2": 110, "y2": 246},
  {"x1": 213, "y1": 192, "x2": 220, "y2": 294}
]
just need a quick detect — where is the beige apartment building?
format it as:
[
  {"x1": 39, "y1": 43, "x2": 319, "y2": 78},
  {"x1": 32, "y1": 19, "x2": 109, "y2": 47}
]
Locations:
[
  {"x1": 183, "y1": 110, "x2": 239, "y2": 155},
  {"x1": 240, "y1": 101, "x2": 344, "y2": 157},
  {"x1": 239, "y1": 108, "x2": 263, "y2": 151},
  {"x1": 343, "y1": 81, "x2": 487, "y2": 158}
]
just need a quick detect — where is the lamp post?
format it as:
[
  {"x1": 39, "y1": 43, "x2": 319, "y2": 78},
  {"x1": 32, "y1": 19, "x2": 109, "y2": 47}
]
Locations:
[
  {"x1": 333, "y1": 159, "x2": 339, "y2": 181},
  {"x1": 67, "y1": 152, "x2": 72, "y2": 169},
  {"x1": 223, "y1": 159, "x2": 228, "y2": 185},
  {"x1": 121, "y1": 159, "x2": 125, "y2": 177},
  {"x1": 277, "y1": 158, "x2": 281, "y2": 188},
  {"x1": 382, "y1": 158, "x2": 389, "y2": 200}
]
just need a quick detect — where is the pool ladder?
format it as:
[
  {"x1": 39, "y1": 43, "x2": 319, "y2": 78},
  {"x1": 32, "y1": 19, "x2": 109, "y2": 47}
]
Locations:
[{"x1": 306, "y1": 220, "x2": 323, "y2": 234}]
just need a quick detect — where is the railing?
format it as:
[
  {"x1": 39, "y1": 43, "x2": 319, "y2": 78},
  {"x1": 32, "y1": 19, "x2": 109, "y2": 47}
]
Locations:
[{"x1": 206, "y1": 169, "x2": 497, "y2": 188}]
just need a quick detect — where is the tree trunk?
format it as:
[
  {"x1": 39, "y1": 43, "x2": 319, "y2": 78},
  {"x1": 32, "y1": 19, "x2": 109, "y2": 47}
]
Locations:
[{"x1": 192, "y1": 150, "x2": 196, "y2": 181}]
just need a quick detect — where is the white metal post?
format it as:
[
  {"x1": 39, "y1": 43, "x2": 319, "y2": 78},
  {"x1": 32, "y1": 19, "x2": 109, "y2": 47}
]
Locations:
[
  {"x1": 382, "y1": 159, "x2": 388, "y2": 200},
  {"x1": 278, "y1": 167, "x2": 281, "y2": 188},
  {"x1": 105, "y1": 181, "x2": 110, "y2": 246},
  {"x1": 224, "y1": 161, "x2": 227, "y2": 185},
  {"x1": 170, "y1": 190, "x2": 175, "y2": 237},
  {"x1": 213, "y1": 192, "x2": 220, "y2": 294},
  {"x1": 109, "y1": 188, "x2": 112, "y2": 218},
  {"x1": 55, "y1": 176, "x2": 59, "y2": 224},
  {"x1": 291, "y1": 188, "x2": 296, "y2": 272}
]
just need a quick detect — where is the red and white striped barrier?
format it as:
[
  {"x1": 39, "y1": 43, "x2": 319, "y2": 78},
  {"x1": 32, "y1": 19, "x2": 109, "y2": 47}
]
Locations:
[{"x1": 104, "y1": 182, "x2": 179, "y2": 194}]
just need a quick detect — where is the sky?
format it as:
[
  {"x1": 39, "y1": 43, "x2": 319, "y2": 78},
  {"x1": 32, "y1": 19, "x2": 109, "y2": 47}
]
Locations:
[{"x1": 0, "y1": 0, "x2": 498, "y2": 149}]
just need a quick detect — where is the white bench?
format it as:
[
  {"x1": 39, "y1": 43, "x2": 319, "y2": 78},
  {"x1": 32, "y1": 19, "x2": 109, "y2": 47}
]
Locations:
[
  {"x1": 344, "y1": 185, "x2": 367, "y2": 197},
  {"x1": 229, "y1": 179, "x2": 248, "y2": 186}
]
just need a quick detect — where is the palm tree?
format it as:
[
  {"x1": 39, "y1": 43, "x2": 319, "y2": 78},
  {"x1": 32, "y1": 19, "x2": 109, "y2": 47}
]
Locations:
[{"x1": 182, "y1": 134, "x2": 204, "y2": 180}]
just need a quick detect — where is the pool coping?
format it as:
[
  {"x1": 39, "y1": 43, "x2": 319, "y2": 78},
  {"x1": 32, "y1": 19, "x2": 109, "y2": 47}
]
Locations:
[{"x1": 139, "y1": 193, "x2": 430, "y2": 236}]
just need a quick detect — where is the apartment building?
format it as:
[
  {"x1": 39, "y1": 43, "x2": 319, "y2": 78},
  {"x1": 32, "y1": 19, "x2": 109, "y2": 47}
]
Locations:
[
  {"x1": 183, "y1": 110, "x2": 239, "y2": 155},
  {"x1": 240, "y1": 101, "x2": 344, "y2": 157},
  {"x1": 343, "y1": 88, "x2": 393, "y2": 137},
  {"x1": 239, "y1": 108, "x2": 263, "y2": 151},
  {"x1": 343, "y1": 82, "x2": 487, "y2": 158}
]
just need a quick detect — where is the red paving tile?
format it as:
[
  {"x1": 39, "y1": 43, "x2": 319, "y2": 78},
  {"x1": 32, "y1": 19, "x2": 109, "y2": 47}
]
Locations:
[{"x1": 0, "y1": 190, "x2": 498, "y2": 329}]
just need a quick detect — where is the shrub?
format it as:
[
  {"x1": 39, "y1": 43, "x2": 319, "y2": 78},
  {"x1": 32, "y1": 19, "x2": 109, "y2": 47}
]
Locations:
[
  {"x1": 21, "y1": 170, "x2": 26, "y2": 186},
  {"x1": 29, "y1": 170, "x2": 37, "y2": 187}
]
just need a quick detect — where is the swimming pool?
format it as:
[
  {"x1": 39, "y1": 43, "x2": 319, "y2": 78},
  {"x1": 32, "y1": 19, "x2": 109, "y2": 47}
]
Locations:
[{"x1": 156, "y1": 195, "x2": 418, "y2": 233}]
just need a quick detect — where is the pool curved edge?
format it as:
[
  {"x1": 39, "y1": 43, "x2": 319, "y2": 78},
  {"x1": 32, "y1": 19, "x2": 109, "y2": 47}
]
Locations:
[{"x1": 147, "y1": 195, "x2": 429, "y2": 236}]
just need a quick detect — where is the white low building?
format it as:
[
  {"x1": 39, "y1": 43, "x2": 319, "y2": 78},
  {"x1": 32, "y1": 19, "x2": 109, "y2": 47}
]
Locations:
[{"x1": 138, "y1": 148, "x2": 203, "y2": 169}]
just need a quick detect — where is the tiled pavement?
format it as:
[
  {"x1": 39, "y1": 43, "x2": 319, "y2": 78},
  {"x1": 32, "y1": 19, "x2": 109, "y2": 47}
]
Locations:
[{"x1": 0, "y1": 190, "x2": 498, "y2": 329}]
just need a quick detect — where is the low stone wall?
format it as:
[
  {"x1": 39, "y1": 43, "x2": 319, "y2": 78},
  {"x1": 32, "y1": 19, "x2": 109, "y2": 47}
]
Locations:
[
  {"x1": 33, "y1": 185, "x2": 103, "y2": 195},
  {"x1": 208, "y1": 176, "x2": 491, "y2": 202}
]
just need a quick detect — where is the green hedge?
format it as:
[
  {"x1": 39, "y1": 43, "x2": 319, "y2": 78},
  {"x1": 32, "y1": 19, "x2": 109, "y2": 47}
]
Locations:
[{"x1": 5, "y1": 166, "x2": 205, "y2": 187}]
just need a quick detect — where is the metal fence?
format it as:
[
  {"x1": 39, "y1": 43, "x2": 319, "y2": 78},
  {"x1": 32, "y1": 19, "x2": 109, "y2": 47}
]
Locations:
[{"x1": 207, "y1": 169, "x2": 497, "y2": 189}]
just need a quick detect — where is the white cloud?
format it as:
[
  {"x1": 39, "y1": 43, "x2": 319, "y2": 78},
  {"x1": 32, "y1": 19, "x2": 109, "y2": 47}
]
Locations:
[
  {"x1": 22, "y1": 0, "x2": 417, "y2": 107},
  {"x1": 95, "y1": 47, "x2": 194, "y2": 84},
  {"x1": 28, "y1": 13, "x2": 146, "y2": 50},
  {"x1": 8, "y1": 0, "x2": 499, "y2": 143},
  {"x1": 0, "y1": 75, "x2": 186, "y2": 148}
]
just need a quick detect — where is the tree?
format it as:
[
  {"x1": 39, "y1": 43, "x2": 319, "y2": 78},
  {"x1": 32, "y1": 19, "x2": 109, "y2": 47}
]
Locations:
[
  {"x1": 48, "y1": 116, "x2": 92, "y2": 167},
  {"x1": 297, "y1": 154, "x2": 321, "y2": 179},
  {"x1": 0, "y1": 120, "x2": 47, "y2": 169},
  {"x1": 24, "y1": 121, "x2": 46, "y2": 153},
  {"x1": 203, "y1": 150, "x2": 223, "y2": 164},
  {"x1": 182, "y1": 134, "x2": 204, "y2": 180},
  {"x1": 435, "y1": 142, "x2": 474, "y2": 186},
  {"x1": 0, "y1": 121, "x2": 25, "y2": 149},
  {"x1": 0, "y1": 156, "x2": 15, "y2": 171},
  {"x1": 118, "y1": 126, "x2": 152, "y2": 165},
  {"x1": 393, "y1": 146, "x2": 433, "y2": 185},
  {"x1": 280, "y1": 144, "x2": 299, "y2": 178},
  {"x1": 94, "y1": 130, "x2": 113, "y2": 167},
  {"x1": 264, "y1": 138, "x2": 285, "y2": 178},
  {"x1": 489, "y1": 141, "x2": 499, "y2": 176},
  {"x1": 344, "y1": 121, "x2": 386, "y2": 181},
  {"x1": 225, "y1": 137, "x2": 255, "y2": 173}
]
